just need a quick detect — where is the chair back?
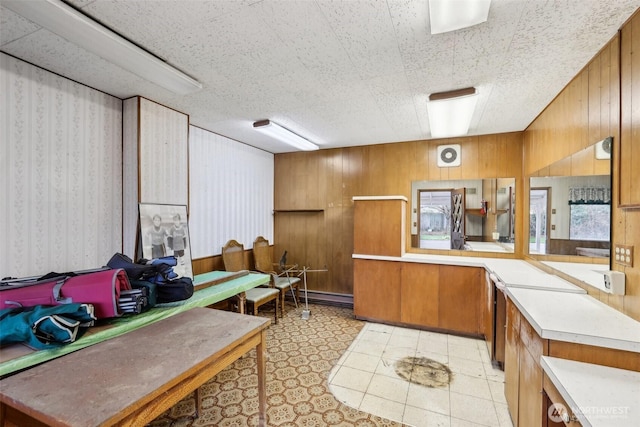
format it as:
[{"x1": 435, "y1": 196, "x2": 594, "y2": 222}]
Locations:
[
  {"x1": 252, "y1": 236, "x2": 273, "y2": 273},
  {"x1": 222, "y1": 239, "x2": 246, "y2": 272}
]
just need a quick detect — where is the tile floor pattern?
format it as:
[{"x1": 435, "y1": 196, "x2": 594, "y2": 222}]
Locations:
[
  {"x1": 328, "y1": 322, "x2": 514, "y2": 427},
  {"x1": 149, "y1": 304, "x2": 404, "y2": 426}
]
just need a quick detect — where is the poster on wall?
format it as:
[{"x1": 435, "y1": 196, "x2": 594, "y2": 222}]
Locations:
[{"x1": 138, "y1": 203, "x2": 193, "y2": 279}]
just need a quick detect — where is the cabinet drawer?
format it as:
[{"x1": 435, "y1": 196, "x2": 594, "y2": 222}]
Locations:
[
  {"x1": 520, "y1": 314, "x2": 546, "y2": 363},
  {"x1": 506, "y1": 297, "x2": 520, "y2": 342}
]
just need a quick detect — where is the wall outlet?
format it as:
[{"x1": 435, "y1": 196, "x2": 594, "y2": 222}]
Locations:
[
  {"x1": 603, "y1": 270, "x2": 625, "y2": 295},
  {"x1": 614, "y1": 244, "x2": 634, "y2": 267}
]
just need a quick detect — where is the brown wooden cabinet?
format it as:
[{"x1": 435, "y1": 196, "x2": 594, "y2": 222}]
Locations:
[
  {"x1": 504, "y1": 297, "x2": 550, "y2": 427},
  {"x1": 484, "y1": 272, "x2": 506, "y2": 367},
  {"x1": 353, "y1": 259, "x2": 401, "y2": 322},
  {"x1": 354, "y1": 259, "x2": 482, "y2": 335},
  {"x1": 400, "y1": 262, "x2": 439, "y2": 327},
  {"x1": 505, "y1": 296, "x2": 546, "y2": 427},
  {"x1": 438, "y1": 265, "x2": 482, "y2": 335},
  {"x1": 518, "y1": 341, "x2": 545, "y2": 427},
  {"x1": 620, "y1": 12, "x2": 640, "y2": 207},
  {"x1": 504, "y1": 297, "x2": 521, "y2": 425},
  {"x1": 353, "y1": 197, "x2": 406, "y2": 256}
]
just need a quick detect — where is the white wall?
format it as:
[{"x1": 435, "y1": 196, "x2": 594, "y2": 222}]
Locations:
[
  {"x1": 189, "y1": 127, "x2": 274, "y2": 257},
  {"x1": 1, "y1": 53, "x2": 275, "y2": 278},
  {"x1": 1, "y1": 53, "x2": 122, "y2": 277}
]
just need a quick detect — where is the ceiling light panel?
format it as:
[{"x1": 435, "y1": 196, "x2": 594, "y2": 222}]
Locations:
[
  {"x1": 427, "y1": 88, "x2": 478, "y2": 138},
  {"x1": 429, "y1": 0, "x2": 491, "y2": 34},
  {"x1": 253, "y1": 120, "x2": 319, "y2": 151}
]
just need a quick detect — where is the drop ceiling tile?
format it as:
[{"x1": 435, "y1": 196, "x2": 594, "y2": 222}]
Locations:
[
  {"x1": 0, "y1": 30, "x2": 155, "y2": 99},
  {"x1": 0, "y1": 6, "x2": 40, "y2": 46},
  {"x1": 317, "y1": 0, "x2": 404, "y2": 79},
  {"x1": 3, "y1": 0, "x2": 640, "y2": 152},
  {"x1": 76, "y1": 0, "x2": 251, "y2": 48}
]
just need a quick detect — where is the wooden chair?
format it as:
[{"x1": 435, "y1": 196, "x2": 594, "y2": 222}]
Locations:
[
  {"x1": 253, "y1": 236, "x2": 301, "y2": 318},
  {"x1": 221, "y1": 239, "x2": 279, "y2": 324}
]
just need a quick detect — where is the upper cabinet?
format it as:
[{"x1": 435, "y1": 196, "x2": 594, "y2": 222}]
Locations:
[
  {"x1": 353, "y1": 196, "x2": 407, "y2": 257},
  {"x1": 620, "y1": 12, "x2": 640, "y2": 208}
]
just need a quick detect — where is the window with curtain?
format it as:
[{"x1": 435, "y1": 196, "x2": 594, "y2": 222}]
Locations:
[{"x1": 568, "y1": 186, "x2": 610, "y2": 241}]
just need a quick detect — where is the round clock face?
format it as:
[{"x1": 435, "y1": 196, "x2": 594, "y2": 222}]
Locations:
[{"x1": 440, "y1": 147, "x2": 458, "y2": 163}]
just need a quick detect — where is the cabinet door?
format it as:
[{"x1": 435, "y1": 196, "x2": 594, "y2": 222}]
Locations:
[
  {"x1": 494, "y1": 289, "x2": 507, "y2": 365},
  {"x1": 353, "y1": 259, "x2": 401, "y2": 322},
  {"x1": 400, "y1": 263, "x2": 439, "y2": 327},
  {"x1": 518, "y1": 343, "x2": 544, "y2": 427},
  {"x1": 621, "y1": 16, "x2": 640, "y2": 207},
  {"x1": 483, "y1": 271, "x2": 495, "y2": 357},
  {"x1": 438, "y1": 266, "x2": 482, "y2": 334},
  {"x1": 504, "y1": 298, "x2": 520, "y2": 425}
]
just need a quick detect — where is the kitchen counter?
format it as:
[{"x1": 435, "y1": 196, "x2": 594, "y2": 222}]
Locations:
[
  {"x1": 542, "y1": 261, "x2": 609, "y2": 292},
  {"x1": 355, "y1": 253, "x2": 586, "y2": 293},
  {"x1": 505, "y1": 286, "x2": 640, "y2": 353},
  {"x1": 354, "y1": 252, "x2": 639, "y2": 351},
  {"x1": 541, "y1": 356, "x2": 640, "y2": 427}
]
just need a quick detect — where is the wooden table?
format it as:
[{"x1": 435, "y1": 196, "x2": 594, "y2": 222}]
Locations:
[
  {"x1": 0, "y1": 308, "x2": 270, "y2": 426},
  {"x1": 0, "y1": 271, "x2": 270, "y2": 378}
]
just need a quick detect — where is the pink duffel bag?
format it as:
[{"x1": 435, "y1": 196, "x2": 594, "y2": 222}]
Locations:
[{"x1": 0, "y1": 268, "x2": 131, "y2": 319}]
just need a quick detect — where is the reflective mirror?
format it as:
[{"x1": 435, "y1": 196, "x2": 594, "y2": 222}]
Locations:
[
  {"x1": 528, "y1": 139, "x2": 611, "y2": 260},
  {"x1": 411, "y1": 178, "x2": 516, "y2": 253}
]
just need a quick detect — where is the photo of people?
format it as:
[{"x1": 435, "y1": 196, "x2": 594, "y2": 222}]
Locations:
[{"x1": 139, "y1": 203, "x2": 193, "y2": 279}]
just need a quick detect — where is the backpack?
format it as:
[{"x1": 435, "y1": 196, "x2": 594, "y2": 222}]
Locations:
[{"x1": 106, "y1": 253, "x2": 193, "y2": 303}]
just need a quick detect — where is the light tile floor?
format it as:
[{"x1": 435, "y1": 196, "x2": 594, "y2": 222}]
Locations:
[{"x1": 328, "y1": 322, "x2": 514, "y2": 427}]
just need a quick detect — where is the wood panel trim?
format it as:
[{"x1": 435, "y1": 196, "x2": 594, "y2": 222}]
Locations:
[{"x1": 548, "y1": 340, "x2": 640, "y2": 372}]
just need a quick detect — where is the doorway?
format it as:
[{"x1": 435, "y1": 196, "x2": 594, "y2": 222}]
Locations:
[
  {"x1": 418, "y1": 189, "x2": 457, "y2": 249},
  {"x1": 529, "y1": 187, "x2": 551, "y2": 254}
]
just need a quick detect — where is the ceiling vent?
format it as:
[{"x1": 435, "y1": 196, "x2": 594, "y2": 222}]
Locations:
[{"x1": 437, "y1": 144, "x2": 461, "y2": 167}]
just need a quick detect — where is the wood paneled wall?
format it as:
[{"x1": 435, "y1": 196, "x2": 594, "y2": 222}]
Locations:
[
  {"x1": 523, "y1": 20, "x2": 640, "y2": 321},
  {"x1": 274, "y1": 133, "x2": 524, "y2": 296}
]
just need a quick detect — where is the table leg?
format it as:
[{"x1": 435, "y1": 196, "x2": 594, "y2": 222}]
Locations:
[
  {"x1": 256, "y1": 329, "x2": 267, "y2": 427},
  {"x1": 195, "y1": 387, "x2": 202, "y2": 418},
  {"x1": 236, "y1": 292, "x2": 247, "y2": 314}
]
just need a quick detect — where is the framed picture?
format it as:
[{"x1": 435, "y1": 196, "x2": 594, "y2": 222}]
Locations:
[{"x1": 138, "y1": 203, "x2": 193, "y2": 279}]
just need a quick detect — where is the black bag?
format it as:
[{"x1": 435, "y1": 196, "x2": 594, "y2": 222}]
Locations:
[
  {"x1": 107, "y1": 253, "x2": 156, "y2": 281},
  {"x1": 155, "y1": 277, "x2": 194, "y2": 304},
  {"x1": 106, "y1": 253, "x2": 193, "y2": 304}
]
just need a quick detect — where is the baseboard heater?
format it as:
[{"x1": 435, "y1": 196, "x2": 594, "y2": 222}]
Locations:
[{"x1": 286, "y1": 290, "x2": 353, "y2": 308}]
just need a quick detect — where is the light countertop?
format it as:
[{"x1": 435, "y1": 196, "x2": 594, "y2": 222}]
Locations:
[
  {"x1": 542, "y1": 261, "x2": 609, "y2": 292},
  {"x1": 354, "y1": 253, "x2": 638, "y2": 352},
  {"x1": 354, "y1": 253, "x2": 585, "y2": 293},
  {"x1": 541, "y1": 356, "x2": 640, "y2": 427},
  {"x1": 505, "y1": 287, "x2": 640, "y2": 353}
]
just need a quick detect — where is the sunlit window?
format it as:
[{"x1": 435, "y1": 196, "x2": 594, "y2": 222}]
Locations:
[{"x1": 569, "y1": 204, "x2": 610, "y2": 241}]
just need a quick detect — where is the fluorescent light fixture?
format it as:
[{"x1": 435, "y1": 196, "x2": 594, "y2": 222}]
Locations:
[
  {"x1": 427, "y1": 87, "x2": 478, "y2": 138},
  {"x1": 429, "y1": 0, "x2": 491, "y2": 34},
  {"x1": 253, "y1": 120, "x2": 319, "y2": 151},
  {"x1": 3, "y1": 0, "x2": 202, "y2": 95}
]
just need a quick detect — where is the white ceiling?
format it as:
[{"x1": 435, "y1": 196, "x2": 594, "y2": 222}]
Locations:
[{"x1": 2, "y1": 0, "x2": 639, "y2": 153}]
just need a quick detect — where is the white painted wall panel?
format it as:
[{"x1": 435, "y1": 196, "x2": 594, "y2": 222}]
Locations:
[
  {"x1": 122, "y1": 97, "x2": 139, "y2": 258},
  {"x1": 139, "y1": 98, "x2": 188, "y2": 206},
  {"x1": 189, "y1": 127, "x2": 274, "y2": 258},
  {"x1": 1, "y1": 53, "x2": 122, "y2": 277}
]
